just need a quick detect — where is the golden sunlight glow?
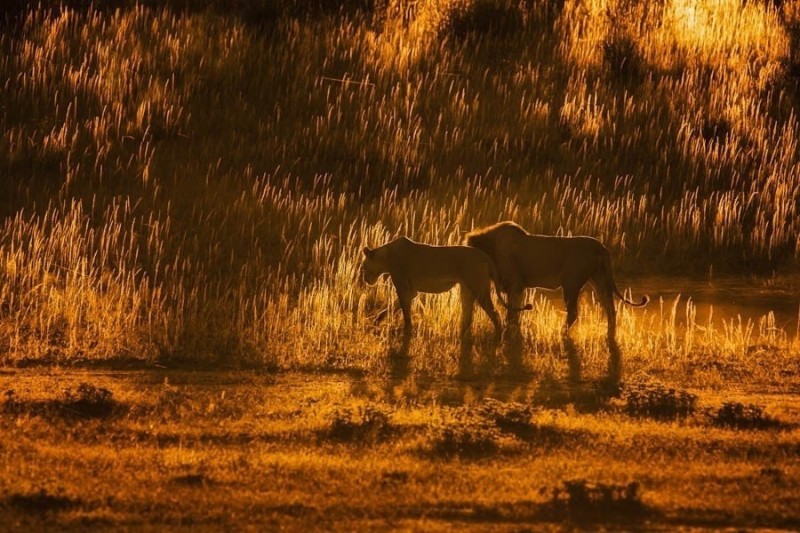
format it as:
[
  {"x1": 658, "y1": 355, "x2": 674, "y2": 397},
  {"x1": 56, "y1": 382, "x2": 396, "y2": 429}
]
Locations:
[
  {"x1": 3, "y1": 2, "x2": 800, "y2": 527},
  {"x1": 662, "y1": 0, "x2": 788, "y2": 70}
]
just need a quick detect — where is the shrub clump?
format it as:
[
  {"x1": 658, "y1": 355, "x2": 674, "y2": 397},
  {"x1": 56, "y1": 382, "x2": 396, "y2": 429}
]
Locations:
[
  {"x1": 712, "y1": 401, "x2": 783, "y2": 430},
  {"x1": 326, "y1": 405, "x2": 392, "y2": 443},
  {"x1": 60, "y1": 382, "x2": 118, "y2": 418},
  {"x1": 427, "y1": 400, "x2": 580, "y2": 456},
  {"x1": 623, "y1": 382, "x2": 696, "y2": 421},
  {"x1": 476, "y1": 398, "x2": 536, "y2": 439},
  {"x1": 426, "y1": 410, "x2": 503, "y2": 457}
]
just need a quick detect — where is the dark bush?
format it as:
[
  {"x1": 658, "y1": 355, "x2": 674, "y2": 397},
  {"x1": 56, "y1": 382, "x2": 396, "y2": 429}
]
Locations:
[
  {"x1": 712, "y1": 401, "x2": 783, "y2": 430},
  {"x1": 623, "y1": 382, "x2": 696, "y2": 421},
  {"x1": 476, "y1": 398, "x2": 536, "y2": 438},
  {"x1": 425, "y1": 407, "x2": 503, "y2": 457},
  {"x1": 61, "y1": 382, "x2": 118, "y2": 418}
]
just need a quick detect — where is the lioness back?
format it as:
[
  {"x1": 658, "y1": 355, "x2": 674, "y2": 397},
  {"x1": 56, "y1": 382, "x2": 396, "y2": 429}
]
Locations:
[{"x1": 386, "y1": 239, "x2": 493, "y2": 283}]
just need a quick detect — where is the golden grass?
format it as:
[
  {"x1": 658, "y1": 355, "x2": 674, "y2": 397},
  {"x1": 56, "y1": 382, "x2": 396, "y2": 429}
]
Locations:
[
  {"x1": 1, "y1": 1, "x2": 800, "y2": 368},
  {"x1": 1, "y1": 370, "x2": 799, "y2": 529}
]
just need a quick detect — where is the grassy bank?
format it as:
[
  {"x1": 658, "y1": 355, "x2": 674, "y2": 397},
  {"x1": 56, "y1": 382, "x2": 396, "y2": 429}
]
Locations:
[
  {"x1": 1, "y1": 0, "x2": 800, "y2": 364},
  {"x1": 1, "y1": 369, "x2": 799, "y2": 529}
]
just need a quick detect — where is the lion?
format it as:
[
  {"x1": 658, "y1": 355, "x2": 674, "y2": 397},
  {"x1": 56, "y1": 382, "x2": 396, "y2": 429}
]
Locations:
[
  {"x1": 465, "y1": 222, "x2": 649, "y2": 341},
  {"x1": 361, "y1": 236, "x2": 532, "y2": 342}
]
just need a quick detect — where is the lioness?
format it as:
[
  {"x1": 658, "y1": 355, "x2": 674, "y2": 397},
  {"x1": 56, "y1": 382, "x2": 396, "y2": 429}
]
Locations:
[
  {"x1": 465, "y1": 222, "x2": 648, "y2": 341},
  {"x1": 361, "y1": 237, "x2": 532, "y2": 342}
]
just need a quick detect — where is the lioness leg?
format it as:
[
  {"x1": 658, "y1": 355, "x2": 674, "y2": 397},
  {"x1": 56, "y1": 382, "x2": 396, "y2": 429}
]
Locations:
[
  {"x1": 392, "y1": 278, "x2": 416, "y2": 338},
  {"x1": 474, "y1": 289, "x2": 502, "y2": 342},
  {"x1": 459, "y1": 286, "x2": 475, "y2": 340},
  {"x1": 400, "y1": 294, "x2": 415, "y2": 338}
]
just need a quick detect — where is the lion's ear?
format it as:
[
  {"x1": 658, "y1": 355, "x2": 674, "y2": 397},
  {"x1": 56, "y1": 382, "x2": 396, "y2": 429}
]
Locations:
[{"x1": 362, "y1": 246, "x2": 374, "y2": 258}]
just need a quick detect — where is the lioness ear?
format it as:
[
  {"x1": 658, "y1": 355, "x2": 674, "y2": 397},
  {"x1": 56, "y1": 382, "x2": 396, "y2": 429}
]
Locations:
[{"x1": 362, "y1": 246, "x2": 374, "y2": 258}]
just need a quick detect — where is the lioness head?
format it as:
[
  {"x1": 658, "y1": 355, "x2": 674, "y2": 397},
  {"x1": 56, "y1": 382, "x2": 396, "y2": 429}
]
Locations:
[{"x1": 361, "y1": 246, "x2": 385, "y2": 285}]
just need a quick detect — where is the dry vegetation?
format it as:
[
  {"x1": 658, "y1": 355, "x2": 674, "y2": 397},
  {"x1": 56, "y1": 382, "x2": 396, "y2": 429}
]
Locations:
[
  {"x1": 1, "y1": 370, "x2": 799, "y2": 529},
  {"x1": 1, "y1": 0, "x2": 800, "y2": 367},
  {"x1": 2, "y1": 0, "x2": 800, "y2": 527}
]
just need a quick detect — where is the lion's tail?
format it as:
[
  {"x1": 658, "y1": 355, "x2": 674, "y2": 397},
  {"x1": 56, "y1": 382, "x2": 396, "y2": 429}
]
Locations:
[{"x1": 602, "y1": 251, "x2": 649, "y2": 307}]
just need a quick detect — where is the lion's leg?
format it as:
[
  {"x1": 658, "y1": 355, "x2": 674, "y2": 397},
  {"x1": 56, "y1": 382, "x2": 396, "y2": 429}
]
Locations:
[
  {"x1": 563, "y1": 285, "x2": 580, "y2": 336},
  {"x1": 505, "y1": 289, "x2": 524, "y2": 326},
  {"x1": 503, "y1": 289, "x2": 524, "y2": 342},
  {"x1": 459, "y1": 286, "x2": 476, "y2": 341},
  {"x1": 592, "y1": 277, "x2": 617, "y2": 342}
]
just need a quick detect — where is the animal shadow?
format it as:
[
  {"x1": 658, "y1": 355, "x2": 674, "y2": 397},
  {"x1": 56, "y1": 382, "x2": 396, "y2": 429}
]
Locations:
[
  {"x1": 560, "y1": 333, "x2": 623, "y2": 388},
  {"x1": 532, "y1": 338, "x2": 623, "y2": 413},
  {"x1": 501, "y1": 325, "x2": 526, "y2": 377},
  {"x1": 388, "y1": 344, "x2": 411, "y2": 382},
  {"x1": 458, "y1": 334, "x2": 507, "y2": 379}
]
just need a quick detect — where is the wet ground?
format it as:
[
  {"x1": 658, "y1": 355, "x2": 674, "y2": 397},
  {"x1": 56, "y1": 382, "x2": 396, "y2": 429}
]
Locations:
[
  {"x1": 530, "y1": 274, "x2": 800, "y2": 332},
  {"x1": 635, "y1": 275, "x2": 800, "y2": 328}
]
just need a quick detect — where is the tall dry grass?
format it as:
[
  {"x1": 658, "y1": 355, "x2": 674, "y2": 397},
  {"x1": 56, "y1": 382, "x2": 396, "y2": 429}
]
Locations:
[{"x1": 1, "y1": 1, "x2": 799, "y2": 372}]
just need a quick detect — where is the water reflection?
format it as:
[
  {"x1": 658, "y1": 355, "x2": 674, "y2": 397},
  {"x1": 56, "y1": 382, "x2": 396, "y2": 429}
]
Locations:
[
  {"x1": 563, "y1": 334, "x2": 582, "y2": 384},
  {"x1": 607, "y1": 336, "x2": 622, "y2": 386},
  {"x1": 362, "y1": 275, "x2": 797, "y2": 409},
  {"x1": 616, "y1": 275, "x2": 798, "y2": 331},
  {"x1": 502, "y1": 324, "x2": 525, "y2": 376},
  {"x1": 458, "y1": 337, "x2": 474, "y2": 378},
  {"x1": 374, "y1": 331, "x2": 623, "y2": 411}
]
